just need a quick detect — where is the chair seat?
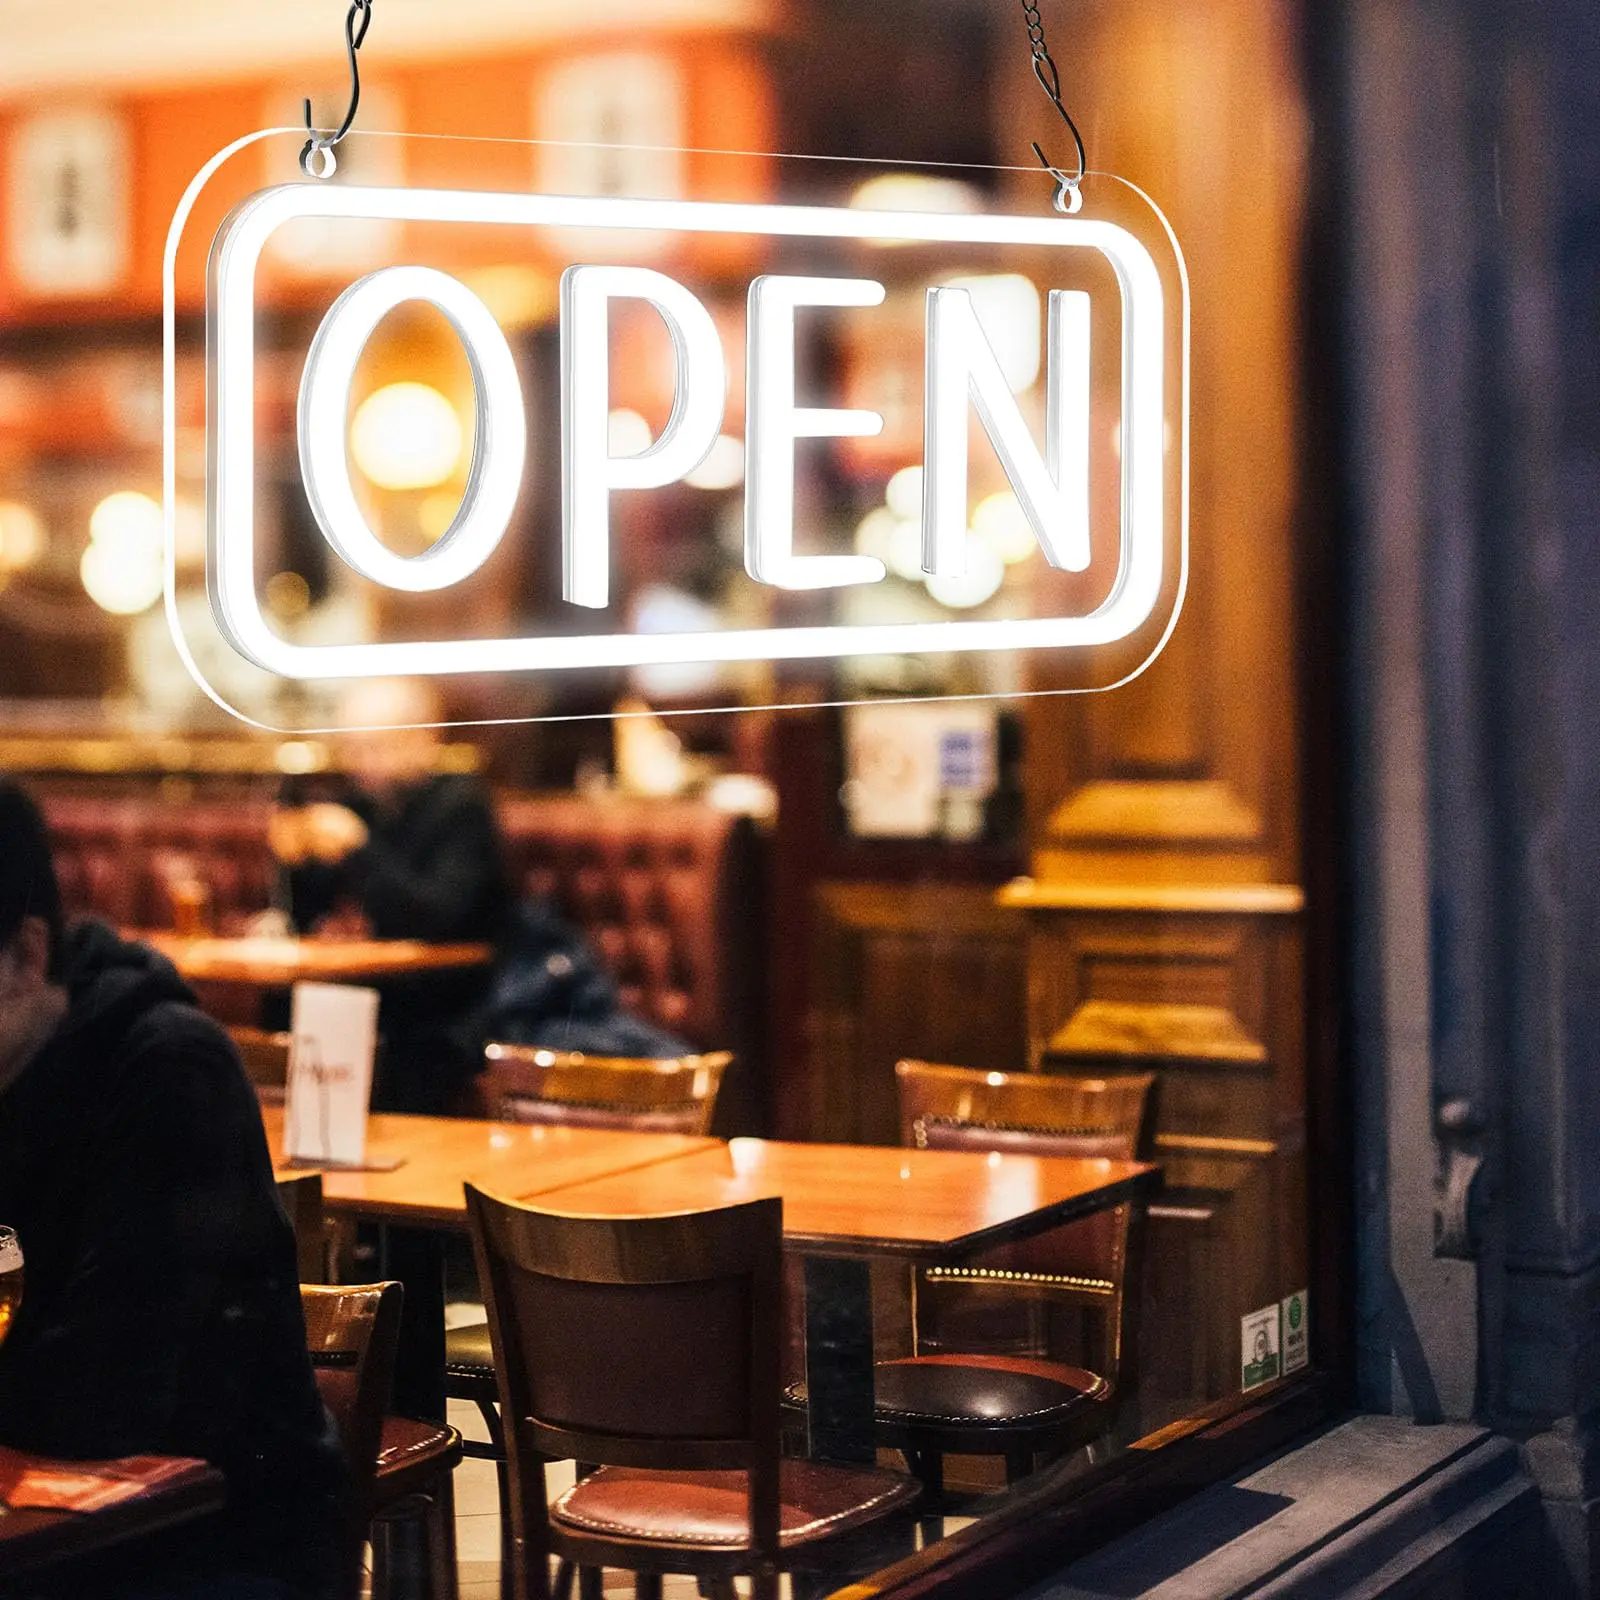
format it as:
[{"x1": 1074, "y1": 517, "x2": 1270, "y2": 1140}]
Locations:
[
  {"x1": 787, "y1": 1355, "x2": 1109, "y2": 1440},
  {"x1": 551, "y1": 1459, "x2": 919, "y2": 1551},
  {"x1": 444, "y1": 1318, "x2": 497, "y2": 1387},
  {"x1": 373, "y1": 1416, "x2": 464, "y2": 1508}
]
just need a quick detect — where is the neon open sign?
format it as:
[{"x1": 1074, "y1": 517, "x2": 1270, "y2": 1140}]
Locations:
[{"x1": 199, "y1": 181, "x2": 1185, "y2": 683}]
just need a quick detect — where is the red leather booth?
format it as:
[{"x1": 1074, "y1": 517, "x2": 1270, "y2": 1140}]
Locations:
[{"x1": 39, "y1": 790, "x2": 769, "y2": 1133}]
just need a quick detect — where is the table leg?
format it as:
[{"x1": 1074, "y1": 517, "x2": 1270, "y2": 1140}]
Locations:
[
  {"x1": 803, "y1": 1255, "x2": 876, "y2": 1465},
  {"x1": 378, "y1": 1224, "x2": 447, "y2": 1422}
]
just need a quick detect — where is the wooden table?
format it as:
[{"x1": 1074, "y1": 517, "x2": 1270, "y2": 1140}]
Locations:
[
  {"x1": 539, "y1": 1137, "x2": 1160, "y2": 1462},
  {"x1": 261, "y1": 1104, "x2": 716, "y2": 1417},
  {"x1": 139, "y1": 933, "x2": 493, "y2": 987},
  {"x1": 260, "y1": 1104, "x2": 714, "y2": 1230},
  {"x1": 311, "y1": 1126, "x2": 1159, "y2": 1462},
  {"x1": 257, "y1": 1107, "x2": 1157, "y2": 1457},
  {"x1": 538, "y1": 1137, "x2": 1157, "y2": 1255},
  {"x1": 0, "y1": 1453, "x2": 225, "y2": 1580}
]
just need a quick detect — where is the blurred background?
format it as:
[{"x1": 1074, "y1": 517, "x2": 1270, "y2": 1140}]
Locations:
[
  {"x1": 5, "y1": 0, "x2": 1600, "y2": 1531},
  {"x1": 0, "y1": 0, "x2": 1270, "y2": 792}
]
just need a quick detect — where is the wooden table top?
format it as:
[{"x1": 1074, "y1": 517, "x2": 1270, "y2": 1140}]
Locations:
[
  {"x1": 0, "y1": 1453, "x2": 225, "y2": 1579},
  {"x1": 260, "y1": 1105, "x2": 716, "y2": 1229},
  {"x1": 139, "y1": 933, "x2": 493, "y2": 985},
  {"x1": 523, "y1": 1137, "x2": 1161, "y2": 1258}
]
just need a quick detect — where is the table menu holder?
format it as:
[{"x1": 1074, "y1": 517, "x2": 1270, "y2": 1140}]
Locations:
[{"x1": 283, "y1": 982, "x2": 403, "y2": 1172}]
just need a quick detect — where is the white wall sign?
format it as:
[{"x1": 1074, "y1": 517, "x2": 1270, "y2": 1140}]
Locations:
[
  {"x1": 7, "y1": 107, "x2": 130, "y2": 295},
  {"x1": 181, "y1": 166, "x2": 1185, "y2": 692}
]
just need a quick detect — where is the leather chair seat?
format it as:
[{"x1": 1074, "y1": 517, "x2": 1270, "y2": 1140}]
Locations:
[
  {"x1": 786, "y1": 1354, "x2": 1109, "y2": 1447},
  {"x1": 444, "y1": 1318, "x2": 497, "y2": 1391},
  {"x1": 373, "y1": 1416, "x2": 463, "y2": 1507},
  {"x1": 551, "y1": 1459, "x2": 918, "y2": 1551},
  {"x1": 874, "y1": 1355, "x2": 1108, "y2": 1428}
]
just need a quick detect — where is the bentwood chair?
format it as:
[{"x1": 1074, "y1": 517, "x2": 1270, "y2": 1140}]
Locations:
[
  {"x1": 800, "y1": 1061, "x2": 1155, "y2": 1497},
  {"x1": 301, "y1": 1283, "x2": 404, "y2": 1600},
  {"x1": 447, "y1": 1045, "x2": 733, "y2": 1594},
  {"x1": 469, "y1": 1044, "x2": 733, "y2": 1134},
  {"x1": 292, "y1": 1221, "x2": 464, "y2": 1597},
  {"x1": 465, "y1": 1184, "x2": 919, "y2": 1600},
  {"x1": 276, "y1": 1171, "x2": 328, "y2": 1284},
  {"x1": 233, "y1": 1025, "x2": 293, "y2": 1104},
  {"x1": 369, "y1": 1410, "x2": 464, "y2": 1600}
]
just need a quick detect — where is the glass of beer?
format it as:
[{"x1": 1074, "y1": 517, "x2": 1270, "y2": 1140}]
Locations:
[{"x1": 0, "y1": 1228, "x2": 21, "y2": 1349}]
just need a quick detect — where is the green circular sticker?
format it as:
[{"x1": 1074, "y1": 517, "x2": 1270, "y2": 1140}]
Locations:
[{"x1": 1288, "y1": 1296, "x2": 1303, "y2": 1330}]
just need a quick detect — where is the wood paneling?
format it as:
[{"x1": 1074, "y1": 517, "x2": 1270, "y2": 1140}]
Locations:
[
  {"x1": 996, "y1": 0, "x2": 1314, "y2": 1422},
  {"x1": 1005, "y1": 0, "x2": 1306, "y2": 893},
  {"x1": 802, "y1": 882, "x2": 1027, "y2": 1147}
]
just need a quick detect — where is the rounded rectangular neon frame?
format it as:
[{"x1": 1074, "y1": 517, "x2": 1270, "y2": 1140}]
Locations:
[{"x1": 208, "y1": 183, "x2": 1174, "y2": 680}]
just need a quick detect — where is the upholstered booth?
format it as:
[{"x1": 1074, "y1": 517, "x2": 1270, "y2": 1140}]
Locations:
[
  {"x1": 494, "y1": 795, "x2": 764, "y2": 1081},
  {"x1": 40, "y1": 790, "x2": 769, "y2": 1132}
]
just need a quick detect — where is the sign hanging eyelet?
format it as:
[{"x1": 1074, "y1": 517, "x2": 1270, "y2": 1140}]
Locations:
[
  {"x1": 300, "y1": 0, "x2": 374, "y2": 180},
  {"x1": 1020, "y1": 2, "x2": 1087, "y2": 214}
]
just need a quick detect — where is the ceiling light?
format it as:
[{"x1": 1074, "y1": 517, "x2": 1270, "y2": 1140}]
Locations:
[
  {"x1": 972, "y1": 491, "x2": 1039, "y2": 564},
  {"x1": 89, "y1": 490, "x2": 162, "y2": 554},
  {"x1": 418, "y1": 491, "x2": 462, "y2": 541},
  {"x1": 884, "y1": 517, "x2": 925, "y2": 582},
  {"x1": 885, "y1": 464, "x2": 923, "y2": 520},
  {"x1": 81, "y1": 538, "x2": 162, "y2": 614},
  {"x1": 943, "y1": 274, "x2": 1041, "y2": 392},
  {"x1": 349, "y1": 382, "x2": 464, "y2": 492},
  {"x1": 685, "y1": 433, "x2": 745, "y2": 491},
  {"x1": 925, "y1": 538, "x2": 1004, "y2": 609},
  {"x1": 854, "y1": 506, "x2": 899, "y2": 562},
  {"x1": 0, "y1": 501, "x2": 43, "y2": 571},
  {"x1": 607, "y1": 408, "x2": 654, "y2": 458}
]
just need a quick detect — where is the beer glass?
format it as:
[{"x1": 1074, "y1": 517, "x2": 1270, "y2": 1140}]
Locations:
[{"x1": 0, "y1": 1228, "x2": 21, "y2": 1350}]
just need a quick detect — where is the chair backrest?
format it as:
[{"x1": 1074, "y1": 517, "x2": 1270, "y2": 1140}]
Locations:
[
  {"x1": 894, "y1": 1060, "x2": 1155, "y2": 1384},
  {"x1": 276, "y1": 1171, "x2": 326, "y2": 1283},
  {"x1": 476, "y1": 1043, "x2": 732, "y2": 1135},
  {"x1": 465, "y1": 1184, "x2": 782, "y2": 1594},
  {"x1": 232, "y1": 1026, "x2": 293, "y2": 1104},
  {"x1": 895, "y1": 1060, "x2": 1155, "y2": 1161},
  {"x1": 301, "y1": 1282, "x2": 404, "y2": 1600}
]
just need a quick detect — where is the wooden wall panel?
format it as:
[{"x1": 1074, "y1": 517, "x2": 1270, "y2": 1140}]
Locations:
[
  {"x1": 1002, "y1": 0, "x2": 1306, "y2": 892},
  {"x1": 802, "y1": 882, "x2": 1028, "y2": 1146},
  {"x1": 994, "y1": 0, "x2": 1315, "y2": 1419}
]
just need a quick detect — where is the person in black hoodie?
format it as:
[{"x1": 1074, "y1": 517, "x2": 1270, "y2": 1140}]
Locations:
[
  {"x1": 268, "y1": 678, "x2": 511, "y2": 1115},
  {"x1": 0, "y1": 779, "x2": 345, "y2": 1599}
]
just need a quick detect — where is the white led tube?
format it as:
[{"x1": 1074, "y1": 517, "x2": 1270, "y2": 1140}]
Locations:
[{"x1": 206, "y1": 182, "x2": 1174, "y2": 680}]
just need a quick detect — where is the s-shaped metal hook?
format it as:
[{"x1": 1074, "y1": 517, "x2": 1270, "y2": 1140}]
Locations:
[{"x1": 301, "y1": 0, "x2": 374, "y2": 179}]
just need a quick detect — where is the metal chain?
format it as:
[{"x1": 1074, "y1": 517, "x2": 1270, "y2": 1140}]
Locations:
[
  {"x1": 1018, "y1": 1, "x2": 1086, "y2": 212},
  {"x1": 300, "y1": 0, "x2": 375, "y2": 179}
]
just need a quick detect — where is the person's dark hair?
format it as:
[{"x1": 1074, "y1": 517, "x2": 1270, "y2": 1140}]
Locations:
[{"x1": 0, "y1": 779, "x2": 64, "y2": 981}]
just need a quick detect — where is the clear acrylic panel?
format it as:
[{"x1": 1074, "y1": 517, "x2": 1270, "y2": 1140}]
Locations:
[{"x1": 163, "y1": 130, "x2": 1188, "y2": 734}]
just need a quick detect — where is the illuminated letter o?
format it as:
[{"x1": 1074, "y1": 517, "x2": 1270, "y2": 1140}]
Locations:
[{"x1": 297, "y1": 265, "x2": 526, "y2": 593}]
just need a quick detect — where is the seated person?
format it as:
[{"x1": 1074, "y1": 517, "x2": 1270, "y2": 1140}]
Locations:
[
  {"x1": 0, "y1": 779, "x2": 344, "y2": 1599},
  {"x1": 268, "y1": 678, "x2": 511, "y2": 1114}
]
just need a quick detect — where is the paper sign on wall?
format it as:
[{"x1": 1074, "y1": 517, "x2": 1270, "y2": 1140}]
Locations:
[
  {"x1": 285, "y1": 981, "x2": 379, "y2": 1168},
  {"x1": 1240, "y1": 1302, "x2": 1282, "y2": 1391},
  {"x1": 1281, "y1": 1289, "x2": 1309, "y2": 1374}
]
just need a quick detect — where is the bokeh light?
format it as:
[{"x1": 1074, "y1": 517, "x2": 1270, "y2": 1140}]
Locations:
[
  {"x1": 925, "y1": 537, "x2": 1004, "y2": 609},
  {"x1": 350, "y1": 382, "x2": 464, "y2": 491}
]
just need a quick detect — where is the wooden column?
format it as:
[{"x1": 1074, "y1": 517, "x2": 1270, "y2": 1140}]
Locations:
[{"x1": 998, "y1": 0, "x2": 1312, "y2": 1423}]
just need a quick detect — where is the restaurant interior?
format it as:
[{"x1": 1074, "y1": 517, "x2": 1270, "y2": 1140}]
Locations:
[{"x1": 0, "y1": 0, "x2": 1380, "y2": 1595}]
